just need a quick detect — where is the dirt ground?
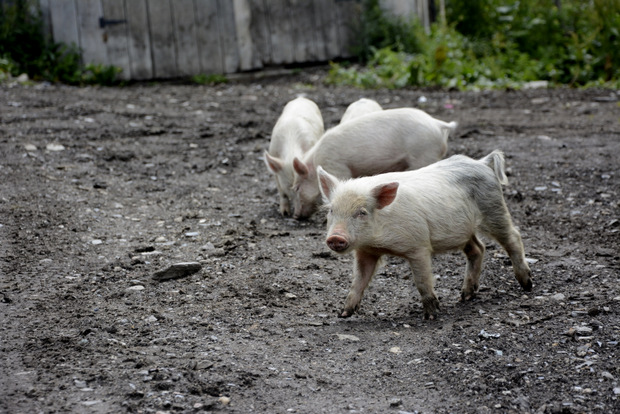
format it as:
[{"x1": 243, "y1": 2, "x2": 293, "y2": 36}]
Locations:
[{"x1": 1, "y1": 69, "x2": 619, "y2": 414}]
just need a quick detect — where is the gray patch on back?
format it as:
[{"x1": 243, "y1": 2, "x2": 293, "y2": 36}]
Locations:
[{"x1": 440, "y1": 156, "x2": 508, "y2": 228}]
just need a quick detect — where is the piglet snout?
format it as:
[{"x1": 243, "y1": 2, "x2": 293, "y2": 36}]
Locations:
[{"x1": 327, "y1": 235, "x2": 349, "y2": 252}]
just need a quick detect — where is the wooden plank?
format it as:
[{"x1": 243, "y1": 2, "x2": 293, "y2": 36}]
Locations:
[
  {"x1": 147, "y1": 0, "x2": 177, "y2": 78},
  {"x1": 171, "y1": 0, "x2": 201, "y2": 76},
  {"x1": 216, "y1": 0, "x2": 239, "y2": 73},
  {"x1": 194, "y1": 0, "x2": 224, "y2": 74},
  {"x1": 264, "y1": 0, "x2": 293, "y2": 65},
  {"x1": 75, "y1": 0, "x2": 108, "y2": 65},
  {"x1": 124, "y1": 0, "x2": 153, "y2": 80},
  {"x1": 101, "y1": 0, "x2": 131, "y2": 80},
  {"x1": 307, "y1": 0, "x2": 327, "y2": 62},
  {"x1": 48, "y1": 0, "x2": 79, "y2": 49},
  {"x1": 246, "y1": 0, "x2": 271, "y2": 68},
  {"x1": 314, "y1": 0, "x2": 339, "y2": 60},
  {"x1": 335, "y1": 0, "x2": 360, "y2": 58},
  {"x1": 292, "y1": 0, "x2": 319, "y2": 62},
  {"x1": 233, "y1": 0, "x2": 258, "y2": 71}
]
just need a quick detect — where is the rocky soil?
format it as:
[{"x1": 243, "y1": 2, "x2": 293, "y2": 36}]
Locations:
[{"x1": 1, "y1": 70, "x2": 619, "y2": 413}]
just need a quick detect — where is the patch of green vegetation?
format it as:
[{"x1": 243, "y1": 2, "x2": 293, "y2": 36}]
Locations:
[
  {"x1": 0, "y1": 0, "x2": 122, "y2": 85},
  {"x1": 328, "y1": 0, "x2": 620, "y2": 90},
  {"x1": 192, "y1": 73, "x2": 228, "y2": 85}
]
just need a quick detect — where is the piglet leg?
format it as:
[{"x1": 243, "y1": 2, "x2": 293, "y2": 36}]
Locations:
[
  {"x1": 341, "y1": 250, "x2": 381, "y2": 318},
  {"x1": 408, "y1": 250, "x2": 440, "y2": 320},
  {"x1": 461, "y1": 235, "x2": 485, "y2": 301},
  {"x1": 492, "y1": 223, "x2": 533, "y2": 292}
]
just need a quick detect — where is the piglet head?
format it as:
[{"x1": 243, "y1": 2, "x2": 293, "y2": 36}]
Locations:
[
  {"x1": 292, "y1": 157, "x2": 321, "y2": 219},
  {"x1": 317, "y1": 166, "x2": 399, "y2": 254}
]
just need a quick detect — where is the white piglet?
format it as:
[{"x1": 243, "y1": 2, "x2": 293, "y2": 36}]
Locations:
[
  {"x1": 292, "y1": 108, "x2": 457, "y2": 219},
  {"x1": 340, "y1": 98, "x2": 383, "y2": 124},
  {"x1": 264, "y1": 97, "x2": 324, "y2": 216},
  {"x1": 317, "y1": 150, "x2": 533, "y2": 320}
]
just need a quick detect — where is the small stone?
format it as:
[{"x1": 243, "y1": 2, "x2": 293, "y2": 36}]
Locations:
[
  {"x1": 573, "y1": 326, "x2": 593, "y2": 336},
  {"x1": 81, "y1": 400, "x2": 102, "y2": 406},
  {"x1": 336, "y1": 334, "x2": 360, "y2": 342},
  {"x1": 601, "y1": 371, "x2": 614, "y2": 380},
  {"x1": 523, "y1": 80, "x2": 548, "y2": 89},
  {"x1": 145, "y1": 315, "x2": 158, "y2": 323},
  {"x1": 140, "y1": 250, "x2": 162, "y2": 258},
  {"x1": 205, "y1": 247, "x2": 226, "y2": 257},
  {"x1": 184, "y1": 231, "x2": 200, "y2": 237},
  {"x1": 154, "y1": 236, "x2": 167, "y2": 243},
  {"x1": 74, "y1": 380, "x2": 87, "y2": 388},
  {"x1": 563, "y1": 327, "x2": 576, "y2": 337},
  {"x1": 24, "y1": 144, "x2": 37, "y2": 151},
  {"x1": 201, "y1": 241, "x2": 215, "y2": 250},
  {"x1": 284, "y1": 292, "x2": 297, "y2": 299},
  {"x1": 152, "y1": 262, "x2": 202, "y2": 281},
  {"x1": 551, "y1": 293, "x2": 566, "y2": 301},
  {"x1": 614, "y1": 387, "x2": 620, "y2": 395},
  {"x1": 218, "y1": 396, "x2": 230, "y2": 405},
  {"x1": 479, "y1": 330, "x2": 501, "y2": 339},
  {"x1": 389, "y1": 346, "x2": 402, "y2": 354},
  {"x1": 46, "y1": 143, "x2": 65, "y2": 151},
  {"x1": 388, "y1": 398, "x2": 402, "y2": 406},
  {"x1": 126, "y1": 285, "x2": 145, "y2": 291},
  {"x1": 91, "y1": 239, "x2": 103, "y2": 245}
]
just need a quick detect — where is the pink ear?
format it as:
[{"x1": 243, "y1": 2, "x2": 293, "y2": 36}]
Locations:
[
  {"x1": 293, "y1": 157, "x2": 309, "y2": 177},
  {"x1": 372, "y1": 182, "x2": 399, "y2": 209},
  {"x1": 264, "y1": 151, "x2": 283, "y2": 173},
  {"x1": 317, "y1": 166, "x2": 338, "y2": 200}
]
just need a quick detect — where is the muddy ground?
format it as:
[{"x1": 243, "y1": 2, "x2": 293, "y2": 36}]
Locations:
[{"x1": 1, "y1": 69, "x2": 619, "y2": 414}]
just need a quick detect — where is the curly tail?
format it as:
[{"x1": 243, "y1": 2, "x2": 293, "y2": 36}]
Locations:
[
  {"x1": 481, "y1": 150, "x2": 508, "y2": 185},
  {"x1": 440, "y1": 121, "x2": 458, "y2": 141}
]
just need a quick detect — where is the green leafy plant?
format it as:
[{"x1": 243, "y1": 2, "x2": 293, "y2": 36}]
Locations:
[
  {"x1": 0, "y1": 56, "x2": 16, "y2": 81},
  {"x1": 0, "y1": 0, "x2": 121, "y2": 85},
  {"x1": 351, "y1": 0, "x2": 424, "y2": 62},
  {"x1": 192, "y1": 73, "x2": 228, "y2": 85},
  {"x1": 330, "y1": 0, "x2": 620, "y2": 90},
  {"x1": 82, "y1": 63, "x2": 123, "y2": 86}
]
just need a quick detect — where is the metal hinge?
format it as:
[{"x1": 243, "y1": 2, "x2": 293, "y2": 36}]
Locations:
[{"x1": 99, "y1": 17, "x2": 127, "y2": 28}]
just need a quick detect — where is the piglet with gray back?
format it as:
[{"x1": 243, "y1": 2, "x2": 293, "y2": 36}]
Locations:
[
  {"x1": 317, "y1": 150, "x2": 533, "y2": 320},
  {"x1": 264, "y1": 96, "x2": 324, "y2": 216},
  {"x1": 292, "y1": 108, "x2": 457, "y2": 219}
]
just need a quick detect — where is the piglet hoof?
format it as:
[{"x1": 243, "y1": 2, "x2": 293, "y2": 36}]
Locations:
[
  {"x1": 460, "y1": 291, "x2": 477, "y2": 302},
  {"x1": 339, "y1": 309, "x2": 354, "y2": 318},
  {"x1": 520, "y1": 273, "x2": 533, "y2": 292},
  {"x1": 422, "y1": 296, "x2": 440, "y2": 320}
]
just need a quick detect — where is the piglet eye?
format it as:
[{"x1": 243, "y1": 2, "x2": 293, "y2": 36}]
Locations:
[{"x1": 354, "y1": 208, "x2": 368, "y2": 218}]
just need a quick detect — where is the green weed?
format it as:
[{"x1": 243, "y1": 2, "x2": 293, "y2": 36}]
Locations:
[
  {"x1": 330, "y1": 0, "x2": 620, "y2": 90},
  {"x1": 0, "y1": 0, "x2": 121, "y2": 85},
  {"x1": 192, "y1": 73, "x2": 228, "y2": 85}
]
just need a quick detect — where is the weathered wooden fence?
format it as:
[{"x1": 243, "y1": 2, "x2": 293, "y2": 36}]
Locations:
[{"x1": 32, "y1": 0, "x2": 428, "y2": 80}]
